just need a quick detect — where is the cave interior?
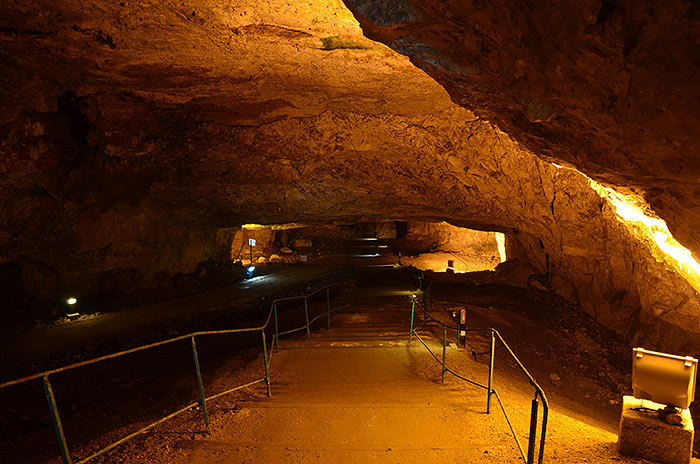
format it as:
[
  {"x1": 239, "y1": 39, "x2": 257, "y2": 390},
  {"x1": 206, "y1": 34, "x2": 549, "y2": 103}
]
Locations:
[{"x1": 1, "y1": 0, "x2": 700, "y2": 462}]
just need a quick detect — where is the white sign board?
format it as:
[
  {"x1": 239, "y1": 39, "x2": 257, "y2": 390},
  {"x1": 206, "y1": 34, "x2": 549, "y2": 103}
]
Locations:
[{"x1": 249, "y1": 238, "x2": 256, "y2": 247}]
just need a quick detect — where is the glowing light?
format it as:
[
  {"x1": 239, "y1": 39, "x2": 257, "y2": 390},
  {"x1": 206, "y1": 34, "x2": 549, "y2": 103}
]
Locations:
[
  {"x1": 550, "y1": 160, "x2": 700, "y2": 291},
  {"x1": 591, "y1": 181, "x2": 700, "y2": 292},
  {"x1": 495, "y1": 233, "x2": 507, "y2": 263},
  {"x1": 248, "y1": 266, "x2": 256, "y2": 272},
  {"x1": 66, "y1": 297, "x2": 77, "y2": 305},
  {"x1": 552, "y1": 163, "x2": 563, "y2": 169},
  {"x1": 242, "y1": 224, "x2": 267, "y2": 230}
]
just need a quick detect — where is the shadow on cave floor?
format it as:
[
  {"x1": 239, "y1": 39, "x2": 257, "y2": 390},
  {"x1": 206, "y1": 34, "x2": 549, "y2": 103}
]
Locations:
[{"x1": 0, "y1": 257, "x2": 351, "y2": 383}]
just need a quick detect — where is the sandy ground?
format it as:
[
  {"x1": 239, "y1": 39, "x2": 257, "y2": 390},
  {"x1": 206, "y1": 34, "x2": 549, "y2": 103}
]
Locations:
[{"x1": 5, "y1": 248, "x2": 699, "y2": 464}]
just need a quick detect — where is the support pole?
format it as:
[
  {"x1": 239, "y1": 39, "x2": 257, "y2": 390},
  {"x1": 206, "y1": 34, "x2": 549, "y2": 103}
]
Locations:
[
  {"x1": 304, "y1": 296, "x2": 310, "y2": 340},
  {"x1": 326, "y1": 287, "x2": 331, "y2": 329},
  {"x1": 274, "y1": 303, "x2": 279, "y2": 352},
  {"x1": 42, "y1": 376, "x2": 73, "y2": 464},
  {"x1": 261, "y1": 330, "x2": 271, "y2": 397},
  {"x1": 538, "y1": 401, "x2": 548, "y2": 464},
  {"x1": 456, "y1": 318, "x2": 461, "y2": 347},
  {"x1": 191, "y1": 336, "x2": 210, "y2": 433},
  {"x1": 487, "y1": 330, "x2": 495, "y2": 414},
  {"x1": 527, "y1": 395, "x2": 539, "y2": 464},
  {"x1": 442, "y1": 327, "x2": 447, "y2": 383},
  {"x1": 408, "y1": 299, "x2": 415, "y2": 343}
]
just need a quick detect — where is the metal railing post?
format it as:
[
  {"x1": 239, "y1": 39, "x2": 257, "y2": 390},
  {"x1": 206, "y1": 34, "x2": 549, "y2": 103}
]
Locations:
[
  {"x1": 42, "y1": 375, "x2": 73, "y2": 464},
  {"x1": 304, "y1": 296, "x2": 311, "y2": 340},
  {"x1": 190, "y1": 336, "x2": 210, "y2": 433},
  {"x1": 456, "y1": 318, "x2": 461, "y2": 347},
  {"x1": 527, "y1": 394, "x2": 539, "y2": 464},
  {"x1": 487, "y1": 330, "x2": 495, "y2": 414},
  {"x1": 274, "y1": 303, "x2": 279, "y2": 352},
  {"x1": 261, "y1": 329, "x2": 271, "y2": 397},
  {"x1": 538, "y1": 399, "x2": 548, "y2": 464},
  {"x1": 441, "y1": 327, "x2": 447, "y2": 383},
  {"x1": 408, "y1": 299, "x2": 415, "y2": 343},
  {"x1": 326, "y1": 287, "x2": 331, "y2": 329}
]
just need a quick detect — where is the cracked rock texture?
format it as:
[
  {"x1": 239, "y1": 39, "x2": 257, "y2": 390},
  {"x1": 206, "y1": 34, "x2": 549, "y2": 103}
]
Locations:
[
  {"x1": 1, "y1": 0, "x2": 699, "y2": 350},
  {"x1": 344, "y1": 0, "x2": 700, "y2": 264}
]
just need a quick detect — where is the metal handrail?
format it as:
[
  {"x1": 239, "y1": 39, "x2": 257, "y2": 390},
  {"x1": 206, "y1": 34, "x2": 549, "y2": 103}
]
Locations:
[
  {"x1": 0, "y1": 279, "x2": 354, "y2": 464},
  {"x1": 408, "y1": 294, "x2": 548, "y2": 464}
]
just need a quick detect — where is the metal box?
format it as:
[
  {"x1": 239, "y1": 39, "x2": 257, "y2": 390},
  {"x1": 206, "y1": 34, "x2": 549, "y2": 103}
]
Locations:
[{"x1": 633, "y1": 348, "x2": 698, "y2": 409}]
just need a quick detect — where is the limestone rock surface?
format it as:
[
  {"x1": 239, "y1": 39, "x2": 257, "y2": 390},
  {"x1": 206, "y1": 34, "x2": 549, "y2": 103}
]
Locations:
[
  {"x1": 344, "y1": 0, "x2": 700, "y2": 262},
  {"x1": 0, "y1": 0, "x2": 699, "y2": 351}
]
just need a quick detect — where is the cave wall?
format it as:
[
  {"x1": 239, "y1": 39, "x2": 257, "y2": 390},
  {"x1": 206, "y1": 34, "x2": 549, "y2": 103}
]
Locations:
[
  {"x1": 394, "y1": 221, "x2": 502, "y2": 273},
  {"x1": 399, "y1": 221, "x2": 498, "y2": 254},
  {"x1": 343, "y1": 0, "x2": 700, "y2": 264},
  {"x1": 0, "y1": 0, "x2": 699, "y2": 351}
]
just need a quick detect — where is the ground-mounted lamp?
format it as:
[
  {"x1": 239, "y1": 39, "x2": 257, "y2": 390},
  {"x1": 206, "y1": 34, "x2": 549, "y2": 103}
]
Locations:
[
  {"x1": 619, "y1": 347, "x2": 698, "y2": 464},
  {"x1": 65, "y1": 297, "x2": 80, "y2": 321},
  {"x1": 247, "y1": 266, "x2": 255, "y2": 279}
]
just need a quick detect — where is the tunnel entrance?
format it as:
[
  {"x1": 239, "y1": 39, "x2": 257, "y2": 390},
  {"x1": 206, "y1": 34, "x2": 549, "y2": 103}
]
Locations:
[{"x1": 389, "y1": 221, "x2": 506, "y2": 273}]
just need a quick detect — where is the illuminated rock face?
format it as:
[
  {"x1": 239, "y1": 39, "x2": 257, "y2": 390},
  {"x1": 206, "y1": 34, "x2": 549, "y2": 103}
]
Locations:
[
  {"x1": 343, "y1": 0, "x2": 700, "y2": 266},
  {"x1": 0, "y1": 0, "x2": 698, "y2": 350}
]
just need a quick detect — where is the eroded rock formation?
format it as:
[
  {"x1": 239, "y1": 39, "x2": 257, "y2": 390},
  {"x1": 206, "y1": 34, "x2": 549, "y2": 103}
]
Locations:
[
  {"x1": 1, "y1": 0, "x2": 699, "y2": 351},
  {"x1": 343, "y1": 0, "x2": 700, "y2": 262}
]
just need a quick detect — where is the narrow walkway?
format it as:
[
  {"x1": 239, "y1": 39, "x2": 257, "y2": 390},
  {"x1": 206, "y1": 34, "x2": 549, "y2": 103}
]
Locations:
[{"x1": 173, "y1": 247, "x2": 520, "y2": 463}]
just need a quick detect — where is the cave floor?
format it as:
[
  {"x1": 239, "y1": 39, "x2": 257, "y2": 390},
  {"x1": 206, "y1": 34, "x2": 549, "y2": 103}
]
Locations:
[
  {"x1": 34, "y1": 253, "x2": 693, "y2": 464},
  {"x1": 3, "y1": 250, "x2": 698, "y2": 463},
  {"x1": 0, "y1": 257, "x2": 350, "y2": 382}
]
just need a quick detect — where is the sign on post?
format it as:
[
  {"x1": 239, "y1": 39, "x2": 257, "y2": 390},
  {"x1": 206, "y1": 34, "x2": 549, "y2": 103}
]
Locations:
[{"x1": 249, "y1": 238, "x2": 256, "y2": 247}]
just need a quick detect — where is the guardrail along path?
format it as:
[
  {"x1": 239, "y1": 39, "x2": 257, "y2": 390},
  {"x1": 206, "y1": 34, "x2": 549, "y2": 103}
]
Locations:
[{"x1": 175, "y1": 255, "x2": 521, "y2": 463}]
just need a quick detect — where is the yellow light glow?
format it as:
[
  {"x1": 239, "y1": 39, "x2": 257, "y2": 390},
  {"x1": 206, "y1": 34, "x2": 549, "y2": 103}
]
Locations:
[
  {"x1": 495, "y1": 233, "x2": 507, "y2": 263},
  {"x1": 550, "y1": 161, "x2": 700, "y2": 291},
  {"x1": 591, "y1": 179, "x2": 700, "y2": 292},
  {"x1": 241, "y1": 224, "x2": 268, "y2": 230},
  {"x1": 67, "y1": 297, "x2": 77, "y2": 305}
]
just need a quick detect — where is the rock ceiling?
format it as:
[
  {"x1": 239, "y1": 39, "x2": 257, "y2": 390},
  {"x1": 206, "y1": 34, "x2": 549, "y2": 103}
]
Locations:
[
  {"x1": 344, "y1": 0, "x2": 700, "y2": 259},
  {"x1": 1, "y1": 0, "x2": 699, "y2": 348}
]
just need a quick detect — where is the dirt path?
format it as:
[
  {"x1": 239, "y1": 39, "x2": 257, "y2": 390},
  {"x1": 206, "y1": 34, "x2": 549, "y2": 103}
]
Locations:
[
  {"x1": 19, "y1": 248, "x2": 700, "y2": 463},
  {"x1": 157, "y1": 255, "x2": 674, "y2": 463}
]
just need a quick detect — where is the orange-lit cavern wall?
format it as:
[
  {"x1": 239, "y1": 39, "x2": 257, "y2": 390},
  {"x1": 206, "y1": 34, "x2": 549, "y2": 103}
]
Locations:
[
  {"x1": 344, "y1": 0, "x2": 700, "y2": 266},
  {"x1": 0, "y1": 0, "x2": 699, "y2": 351}
]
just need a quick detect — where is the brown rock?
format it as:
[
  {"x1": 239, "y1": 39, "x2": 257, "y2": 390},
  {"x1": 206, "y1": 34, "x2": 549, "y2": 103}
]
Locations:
[{"x1": 0, "y1": 0, "x2": 698, "y2": 354}]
